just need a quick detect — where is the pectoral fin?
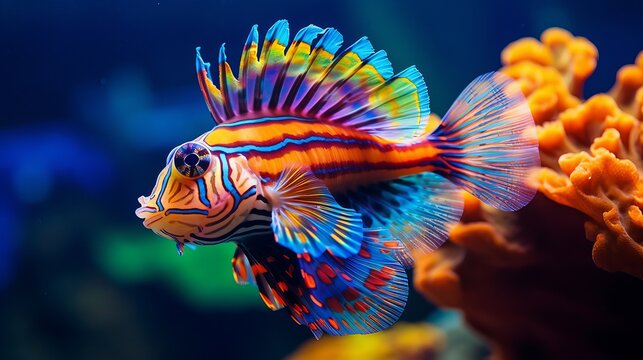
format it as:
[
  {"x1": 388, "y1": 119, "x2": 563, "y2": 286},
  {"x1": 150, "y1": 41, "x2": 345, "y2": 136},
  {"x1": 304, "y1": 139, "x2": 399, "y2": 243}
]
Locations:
[{"x1": 265, "y1": 166, "x2": 363, "y2": 258}]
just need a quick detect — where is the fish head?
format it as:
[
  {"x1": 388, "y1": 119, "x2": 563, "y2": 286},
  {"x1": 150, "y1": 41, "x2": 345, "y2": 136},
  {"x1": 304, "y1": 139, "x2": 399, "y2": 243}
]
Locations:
[{"x1": 135, "y1": 141, "x2": 261, "y2": 250}]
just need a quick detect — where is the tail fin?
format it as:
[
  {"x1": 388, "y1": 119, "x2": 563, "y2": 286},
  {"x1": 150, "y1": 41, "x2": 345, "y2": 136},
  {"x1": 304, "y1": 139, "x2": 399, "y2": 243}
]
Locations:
[{"x1": 428, "y1": 72, "x2": 540, "y2": 211}]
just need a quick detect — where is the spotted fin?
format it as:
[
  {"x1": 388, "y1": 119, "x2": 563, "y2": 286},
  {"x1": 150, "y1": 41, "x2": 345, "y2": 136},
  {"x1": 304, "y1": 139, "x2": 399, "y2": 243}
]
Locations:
[
  {"x1": 238, "y1": 232, "x2": 407, "y2": 338},
  {"x1": 232, "y1": 246, "x2": 255, "y2": 285},
  {"x1": 196, "y1": 20, "x2": 429, "y2": 141},
  {"x1": 296, "y1": 232, "x2": 408, "y2": 337},
  {"x1": 266, "y1": 166, "x2": 363, "y2": 258},
  {"x1": 256, "y1": 271, "x2": 286, "y2": 311},
  {"x1": 238, "y1": 236, "x2": 310, "y2": 321},
  {"x1": 428, "y1": 72, "x2": 540, "y2": 211},
  {"x1": 239, "y1": 243, "x2": 288, "y2": 311},
  {"x1": 337, "y1": 173, "x2": 464, "y2": 267}
]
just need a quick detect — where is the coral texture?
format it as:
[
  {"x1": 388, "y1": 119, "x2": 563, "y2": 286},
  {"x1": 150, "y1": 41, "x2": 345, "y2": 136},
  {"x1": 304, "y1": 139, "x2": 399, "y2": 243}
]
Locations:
[
  {"x1": 286, "y1": 322, "x2": 445, "y2": 360},
  {"x1": 535, "y1": 94, "x2": 643, "y2": 276},
  {"x1": 488, "y1": 28, "x2": 640, "y2": 277},
  {"x1": 415, "y1": 28, "x2": 642, "y2": 360},
  {"x1": 500, "y1": 28, "x2": 597, "y2": 124}
]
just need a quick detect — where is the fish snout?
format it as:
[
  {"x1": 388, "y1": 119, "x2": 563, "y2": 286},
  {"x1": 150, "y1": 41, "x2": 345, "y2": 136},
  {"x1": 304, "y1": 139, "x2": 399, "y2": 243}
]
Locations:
[{"x1": 135, "y1": 195, "x2": 160, "y2": 222}]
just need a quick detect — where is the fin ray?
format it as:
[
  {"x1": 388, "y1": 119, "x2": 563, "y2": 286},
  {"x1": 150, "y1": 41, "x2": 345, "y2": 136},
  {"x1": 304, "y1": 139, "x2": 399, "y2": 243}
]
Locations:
[
  {"x1": 232, "y1": 246, "x2": 256, "y2": 285},
  {"x1": 297, "y1": 232, "x2": 408, "y2": 336},
  {"x1": 267, "y1": 166, "x2": 363, "y2": 258},
  {"x1": 196, "y1": 20, "x2": 429, "y2": 140},
  {"x1": 338, "y1": 173, "x2": 464, "y2": 267},
  {"x1": 238, "y1": 25, "x2": 260, "y2": 114},
  {"x1": 428, "y1": 71, "x2": 539, "y2": 211},
  {"x1": 239, "y1": 233, "x2": 408, "y2": 337}
]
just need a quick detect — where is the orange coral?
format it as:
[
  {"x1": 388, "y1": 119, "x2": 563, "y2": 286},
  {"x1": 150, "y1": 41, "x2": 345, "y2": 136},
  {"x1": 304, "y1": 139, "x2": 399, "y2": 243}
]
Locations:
[
  {"x1": 610, "y1": 51, "x2": 643, "y2": 120},
  {"x1": 503, "y1": 30, "x2": 642, "y2": 278},
  {"x1": 415, "y1": 28, "x2": 643, "y2": 360},
  {"x1": 536, "y1": 98, "x2": 643, "y2": 276},
  {"x1": 500, "y1": 28, "x2": 597, "y2": 124},
  {"x1": 415, "y1": 193, "x2": 642, "y2": 359},
  {"x1": 534, "y1": 93, "x2": 643, "y2": 277},
  {"x1": 286, "y1": 322, "x2": 445, "y2": 360}
]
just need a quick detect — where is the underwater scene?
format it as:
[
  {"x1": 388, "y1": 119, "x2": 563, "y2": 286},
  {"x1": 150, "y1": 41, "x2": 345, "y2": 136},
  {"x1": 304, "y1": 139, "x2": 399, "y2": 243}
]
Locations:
[{"x1": 1, "y1": 0, "x2": 642, "y2": 359}]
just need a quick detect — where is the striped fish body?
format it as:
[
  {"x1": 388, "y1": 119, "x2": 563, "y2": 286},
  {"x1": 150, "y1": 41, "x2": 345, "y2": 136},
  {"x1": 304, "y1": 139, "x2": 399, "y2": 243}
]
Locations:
[
  {"x1": 204, "y1": 117, "x2": 441, "y2": 192},
  {"x1": 136, "y1": 20, "x2": 540, "y2": 339}
]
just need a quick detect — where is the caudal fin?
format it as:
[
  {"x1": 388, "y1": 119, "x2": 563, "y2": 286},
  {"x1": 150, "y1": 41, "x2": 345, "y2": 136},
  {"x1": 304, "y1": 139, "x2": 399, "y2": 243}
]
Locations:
[{"x1": 428, "y1": 72, "x2": 540, "y2": 211}]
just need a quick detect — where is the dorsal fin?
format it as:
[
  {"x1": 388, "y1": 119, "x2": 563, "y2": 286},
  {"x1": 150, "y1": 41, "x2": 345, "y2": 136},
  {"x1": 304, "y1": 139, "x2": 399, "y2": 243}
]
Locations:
[{"x1": 196, "y1": 20, "x2": 430, "y2": 141}]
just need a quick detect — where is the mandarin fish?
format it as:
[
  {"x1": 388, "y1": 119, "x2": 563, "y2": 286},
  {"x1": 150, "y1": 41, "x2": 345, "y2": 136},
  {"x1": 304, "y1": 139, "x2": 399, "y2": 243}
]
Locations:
[{"x1": 135, "y1": 20, "x2": 539, "y2": 338}]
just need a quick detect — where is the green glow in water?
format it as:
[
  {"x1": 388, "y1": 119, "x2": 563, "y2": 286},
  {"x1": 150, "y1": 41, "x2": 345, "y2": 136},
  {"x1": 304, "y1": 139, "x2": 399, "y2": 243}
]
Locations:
[{"x1": 94, "y1": 229, "x2": 262, "y2": 309}]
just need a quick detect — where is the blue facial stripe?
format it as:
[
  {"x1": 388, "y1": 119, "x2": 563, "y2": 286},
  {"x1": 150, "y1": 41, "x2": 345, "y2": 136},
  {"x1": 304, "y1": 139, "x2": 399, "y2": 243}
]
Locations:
[
  {"x1": 240, "y1": 186, "x2": 256, "y2": 200},
  {"x1": 215, "y1": 116, "x2": 315, "y2": 128},
  {"x1": 207, "y1": 136, "x2": 371, "y2": 154},
  {"x1": 196, "y1": 178, "x2": 212, "y2": 208},
  {"x1": 165, "y1": 208, "x2": 209, "y2": 215},
  {"x1": 218, "y1": 153, "x2": 241, "y2": 205},
  {"x1": 156, "y1": 167, "x2": 173, "y2": 211}
]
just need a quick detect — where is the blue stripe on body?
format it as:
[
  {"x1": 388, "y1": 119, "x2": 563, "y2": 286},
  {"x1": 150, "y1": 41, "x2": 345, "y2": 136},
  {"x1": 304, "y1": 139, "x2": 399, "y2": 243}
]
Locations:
[
  {"x1": 240, "y1": 186, "x2": 256, "y2": 200},
  {"x1": 218, "y1": 154, "x2": 241, "y2": 206},
  {"x1": 207, "y1": 135, "x2": 373, "y2": 154}
]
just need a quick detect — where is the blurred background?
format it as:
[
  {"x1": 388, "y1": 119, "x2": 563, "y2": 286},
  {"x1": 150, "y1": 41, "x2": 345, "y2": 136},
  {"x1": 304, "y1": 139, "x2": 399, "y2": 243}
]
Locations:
[{"x1": 1, "y1": 0, "x2": 641, "y2": 359}]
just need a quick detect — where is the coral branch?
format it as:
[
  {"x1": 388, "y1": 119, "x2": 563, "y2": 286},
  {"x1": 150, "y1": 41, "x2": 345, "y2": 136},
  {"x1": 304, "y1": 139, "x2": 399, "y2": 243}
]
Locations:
[
  {"x1": 415, "y1": 28, "x2": 643, "y2": 360},
  {"x1": 610, "y1": 51, "x2": 643, "y2": 120}
]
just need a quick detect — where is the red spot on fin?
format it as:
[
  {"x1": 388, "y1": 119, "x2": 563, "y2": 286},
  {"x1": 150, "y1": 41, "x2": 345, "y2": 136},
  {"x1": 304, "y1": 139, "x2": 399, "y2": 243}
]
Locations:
[
  {"x1": 310, "y1": 294, "x2": 324, "y2": 308},
  {"x1": 358, "y1": 247, "x2": 371, "y2": 258},
  {"x1": 251, "y1": 263, "x2": 267, "y2": 274},
  {"x1": 316, "y1": 262, "x2": 337, "y2": 284},
  {"x1": 285, "y1": 264, "x2": 295, "y2": 278},
  {"x1": 277, "y1": 281, "x2": 288, "y2": 292},
  {"x1": 326, "y1": 297, "x2": 344, "y2": 313},
  {"x1": 354, "y1": 301, "x2": 370, "y2": 312},
  {"x1": 300, "y1": 253, "x2": 312, "y2": 262},
  {"x1": 301, "y1": 270, "x2": 316, "y2": 289},
  {"x1": 342, "y1": 287, "x2": 360, "y2": 301},
  {"x1": 364, "y1": 268, "x2": 393, "y2": 291},
  {"x1": 383, "y1": 241, "x2": 400, "y2": 248}
]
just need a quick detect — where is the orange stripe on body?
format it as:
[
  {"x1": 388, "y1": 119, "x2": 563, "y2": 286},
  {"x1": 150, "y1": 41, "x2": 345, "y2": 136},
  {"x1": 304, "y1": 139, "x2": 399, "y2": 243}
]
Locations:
[{"x1": 204, "y1": 118, "x2": 441, "y2": 192}]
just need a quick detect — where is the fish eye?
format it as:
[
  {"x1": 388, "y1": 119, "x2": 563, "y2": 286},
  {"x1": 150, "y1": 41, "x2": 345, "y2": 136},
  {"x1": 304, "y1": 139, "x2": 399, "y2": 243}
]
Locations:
[{"x1": 173, "y1": 142, "x2": 211, "y2": 178}]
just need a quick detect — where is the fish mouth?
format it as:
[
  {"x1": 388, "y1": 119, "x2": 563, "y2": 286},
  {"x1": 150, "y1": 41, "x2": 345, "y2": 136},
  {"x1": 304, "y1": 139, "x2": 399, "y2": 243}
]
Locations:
[
  {"x1": 135, "y1": 212, "x2": 161, "y2": 230},
  {"x1": 135, "y1": 193, "x2": 232, "y2": 229},
  {"x1": 135, "y1": 195, "x2": 163, "y2": 228}
]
